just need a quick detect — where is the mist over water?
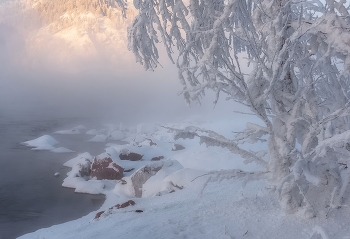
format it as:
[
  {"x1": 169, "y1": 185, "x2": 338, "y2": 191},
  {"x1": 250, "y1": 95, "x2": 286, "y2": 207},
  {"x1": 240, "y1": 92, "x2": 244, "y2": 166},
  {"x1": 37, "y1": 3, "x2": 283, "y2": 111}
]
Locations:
[
  {"x1": 0, "y1": 2, "x2": 240, "y2": 238},
  {"x1": 0, "y1": 21, "x2": 233, "y2": 125}
]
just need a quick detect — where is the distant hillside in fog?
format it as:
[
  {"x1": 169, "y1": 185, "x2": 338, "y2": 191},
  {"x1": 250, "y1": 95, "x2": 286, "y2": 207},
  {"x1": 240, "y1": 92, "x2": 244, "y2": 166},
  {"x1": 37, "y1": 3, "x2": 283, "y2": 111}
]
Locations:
[{"x1": 0, "y1": 0, "x2": 137, "y2": 61}]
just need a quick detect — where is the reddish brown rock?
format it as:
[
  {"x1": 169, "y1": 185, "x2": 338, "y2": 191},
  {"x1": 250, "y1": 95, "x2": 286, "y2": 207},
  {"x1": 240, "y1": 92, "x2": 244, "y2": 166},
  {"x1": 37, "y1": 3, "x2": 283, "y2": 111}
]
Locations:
[
  {"x1": 172, "y1": 144, "x2": 185, "y2": 151},
  {"x1": 94, "y1": 211, "x2": 105, "y2": 219},
  {"x1": 151, "y1": 156, "x2": 164, "y2": 161},
  {"x1": 119, "y1": 200, "x2": 136, "y2": 208},
  {"x1": 119, "y1": 152, "x2": 143, "y2": 161},
  {"x1": 146, "y1": 138, "x2": 157, "y2": 146},
  {"x1": 110, "y1": 200, "x2": 136, "y2": 210},
  {"x1": 91, "y1": 157, "x2": 124, "y2": 180}
]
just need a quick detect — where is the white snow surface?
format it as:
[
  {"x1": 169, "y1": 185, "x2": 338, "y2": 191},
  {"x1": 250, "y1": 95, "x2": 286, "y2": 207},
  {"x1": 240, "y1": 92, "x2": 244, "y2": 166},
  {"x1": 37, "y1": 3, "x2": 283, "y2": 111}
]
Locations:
[
  {"x1": 18, "y1": 179, "x2": 350, "y2": 239},
  {"x1": 22, "y1": 135, "x2": 59, "y2": 150},
  {"x1": 18, "y1": 119, "x2": 350, "y2": 239}
]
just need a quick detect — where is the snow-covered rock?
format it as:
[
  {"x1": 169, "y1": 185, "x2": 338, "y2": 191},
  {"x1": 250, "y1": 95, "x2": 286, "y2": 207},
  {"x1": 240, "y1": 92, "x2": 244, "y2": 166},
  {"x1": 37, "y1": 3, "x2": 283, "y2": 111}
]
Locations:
[
  {"x1": 172, "y1": 143, "x2": 185, "y2": 151},
  {"x1": 22, "y1": 135, "x2": 58, "y2": 150},
  {"x1": 94, "y1": 200, "x2": 136, "y2": 220},
  {"x1": 54, "y1": 125, "x2": 86, "y2": 134},
  {"x1": 137, "y1": 123, "x2": 158, "y2": 135},
  {"x1": 63, "y1": 158, "x2": 93, "y2": 190},
  {"x1": 129, "y1": 162, "x2": 164, "y2": 198},
  {"x1": 119, "y1": 149, "x2": 143, "y2": 161},
  {"x1": 87, "y1": 134, "x2": 108, "y2": 142},
  {"x1": 63, "y1": 152, "x2": 93, "y2": 168},
  {"x1": 137, "y1": 138, "x2": 158, "y2": 147},
  {"x1": 141, "y1": 160, "x2": 184, "y2": 197},
  {"x1": 86, "y1": 129, "x2": 99, "y2": 135},
  {"x1": 151, "y1": 156, "x2": 164, "y2": 161},
  {"x1": 108, "y1": 130, "x2": 126, "y2": 141},
  {"x1": 54, "y1": 129, "x2": 79, "y2": 134},
  {"x1": 115, "y1": 160, "x2": 183, "y2": 198},
  {"x1": 74, "y1": 180, "x2": 106, "y2": 194},
  {"x1": 73, "y1": 125, "x2": 86, "y2": 130},
  {"x1": 70, "y1": 159, "x2": 92, "y2": 178}
]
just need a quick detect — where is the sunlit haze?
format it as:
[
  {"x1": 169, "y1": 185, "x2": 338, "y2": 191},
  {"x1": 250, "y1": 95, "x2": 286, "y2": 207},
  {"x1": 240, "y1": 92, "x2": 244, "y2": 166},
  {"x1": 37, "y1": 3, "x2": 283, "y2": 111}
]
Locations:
[{"x1": 0, "y1": 0, "x2": 239, "y2": 125}]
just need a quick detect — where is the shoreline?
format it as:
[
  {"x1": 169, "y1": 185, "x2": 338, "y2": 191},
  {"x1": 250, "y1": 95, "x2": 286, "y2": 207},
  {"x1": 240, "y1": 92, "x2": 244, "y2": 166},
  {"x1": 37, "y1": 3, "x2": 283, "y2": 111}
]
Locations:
[{"x1": 17, "y1": 117, "x2": 261, "y2": 239}]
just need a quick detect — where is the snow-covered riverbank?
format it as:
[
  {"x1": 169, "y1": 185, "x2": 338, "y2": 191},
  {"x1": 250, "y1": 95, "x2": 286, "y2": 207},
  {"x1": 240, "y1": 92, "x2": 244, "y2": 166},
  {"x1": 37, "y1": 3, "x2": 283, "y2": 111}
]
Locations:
[{"x1": 19, "y1": 118, "x2": 350, "y2": 239}]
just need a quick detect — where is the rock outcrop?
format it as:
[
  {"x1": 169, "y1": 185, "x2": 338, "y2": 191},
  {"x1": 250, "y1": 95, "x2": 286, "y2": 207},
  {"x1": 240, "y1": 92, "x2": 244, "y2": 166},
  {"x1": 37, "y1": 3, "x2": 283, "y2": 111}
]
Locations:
[
  {"x1": 91, "y1": 157, "x2": 124, "y2": 180},
  {"x1": 172, "y1": 144, "x2": 185, "y2": 151},
  {"x1": 110, "y1": 200, "x2": 136, "y2": 210},
  {"x1": 119, "y1": 149, "x2": 143, "y2": 161},
  {"x1": 94, "y1": 200, "x2": 136, "y2": 220},
  {"x1": 151, "y1": 156, "x2": 164, "y2": 161},
  {"x1": 78, "y1": 159, "x2": 92, "y2": 177},
  {"x1": 130, "y1": 163, "x2": 163, "y2": 198},
  {"x1": 94, "y1": 211, "x2": 105, "y2": 219}
]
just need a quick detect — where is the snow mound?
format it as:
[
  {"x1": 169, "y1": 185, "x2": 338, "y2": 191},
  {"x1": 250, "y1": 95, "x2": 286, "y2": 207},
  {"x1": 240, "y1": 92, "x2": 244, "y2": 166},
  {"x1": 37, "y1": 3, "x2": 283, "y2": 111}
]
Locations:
[
  {"x1": 87, "y1": 134, "x2": 108, "y2": 142},
  {"x1": 137, "y1": 123, "x2": 158, "y2": 135},
  {"x1": 63, "y1": 152, "x2": 93, "y2": 168},
  {"x1": 86, "y1": 129, "x2": 99, "y2": 135},
  {"x1": 73, "y1": 125, "x2": 86, "y2": 130},
  {"x1": 74, "y1": 180, "x2": 105, "y2": 194},
  {"x1": 54, "y1": 129, "x2": 80, "y2": 134},
  {"x1": 63, "y1": 157, "x2": 92, "y2": 189},
  {"x1": 54, "y1": 125, "x2": 86, "y2": 134},
  {"x1": 143, "y1": 168, "x2": 206, "y2": 197},
  {"x1": 113, "y1": 160, "x2": 183, "y2": 198},
  {"x1": 108, "y1": 130, "x2": 126, "y2": 141},
  {"x1": 22, "y1": 135, "x2": 59, "y2": 150},
  {"x1": 51, "y1": 147, "x2": 75, "y2": 153}
]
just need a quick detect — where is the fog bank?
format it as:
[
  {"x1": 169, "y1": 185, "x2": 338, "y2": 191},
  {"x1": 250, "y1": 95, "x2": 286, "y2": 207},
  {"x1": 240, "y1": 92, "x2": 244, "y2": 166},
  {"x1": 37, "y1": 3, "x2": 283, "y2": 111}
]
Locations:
[{"x1": 0, "y1": 0, "x2": 240, "y2": 126}]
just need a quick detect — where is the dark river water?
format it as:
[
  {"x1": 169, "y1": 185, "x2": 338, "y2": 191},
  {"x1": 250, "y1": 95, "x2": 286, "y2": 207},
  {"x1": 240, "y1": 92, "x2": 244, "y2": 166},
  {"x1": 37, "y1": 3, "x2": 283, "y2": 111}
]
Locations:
[{"x1": 0, "y1": 114, "x2": 107, "y2": 239}]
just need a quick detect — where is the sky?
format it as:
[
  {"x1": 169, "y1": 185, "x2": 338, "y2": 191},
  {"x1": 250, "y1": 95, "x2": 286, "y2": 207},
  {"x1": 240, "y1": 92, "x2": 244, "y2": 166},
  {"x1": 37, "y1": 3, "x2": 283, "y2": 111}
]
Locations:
[{"x1": 0, "y1": 0, "x2": 247, "y2": 126}]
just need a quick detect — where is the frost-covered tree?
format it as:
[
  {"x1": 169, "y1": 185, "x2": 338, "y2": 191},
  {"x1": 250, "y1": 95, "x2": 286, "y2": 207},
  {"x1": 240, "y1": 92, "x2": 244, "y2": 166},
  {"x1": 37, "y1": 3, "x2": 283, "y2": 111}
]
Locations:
[
  {"x1": 125, "y1": 0, "x2": 350, "y2": 217},
  {"x1": 31, "y1": 0, "x2": 130, "y2": 31}
]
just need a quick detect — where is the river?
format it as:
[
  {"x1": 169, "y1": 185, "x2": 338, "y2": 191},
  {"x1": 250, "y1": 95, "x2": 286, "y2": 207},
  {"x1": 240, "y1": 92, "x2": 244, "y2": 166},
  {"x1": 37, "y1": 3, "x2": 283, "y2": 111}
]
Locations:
[{"x1": 0, "y1": 114, "x2": 106, "y2": 239}]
